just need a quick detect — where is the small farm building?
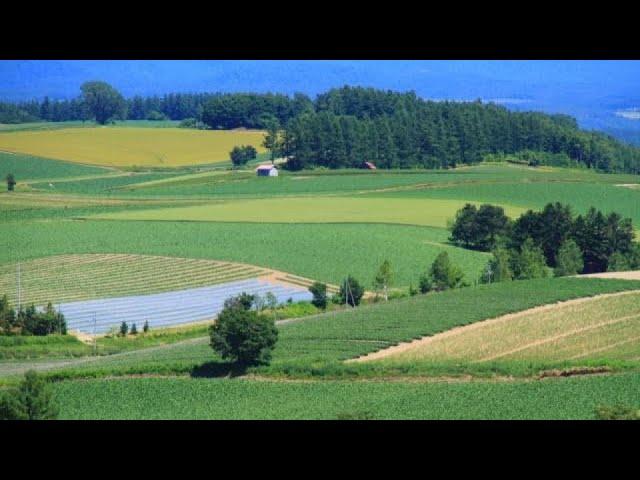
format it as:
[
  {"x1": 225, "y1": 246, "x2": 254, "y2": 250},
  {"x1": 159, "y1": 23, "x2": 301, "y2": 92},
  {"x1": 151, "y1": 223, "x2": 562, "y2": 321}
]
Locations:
[{"x1": 256, "y1": 164, "x2": 279, "y2": 177}]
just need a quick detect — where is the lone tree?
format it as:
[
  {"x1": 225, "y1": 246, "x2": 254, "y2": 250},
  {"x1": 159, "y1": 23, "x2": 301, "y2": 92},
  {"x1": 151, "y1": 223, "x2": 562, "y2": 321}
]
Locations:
[
  {"x1": 229, "y1": 145, "x2": 257, "y2": 168},
  {"x1": 373, "y1": 260, "x2": 393, "y2": 301},
  {"x1": 210, "y1": 294, "x2": 278, "y2": 366},
  {"x1": 338, "y1": 276, "x2": 364, "y2": 307},
  {"x1": 80, "y1": 81, "x2": 126, "y2": 125},
  {"x1": 308, "y1": 282, "x2": 328, "y2": 310},
  {"x1": 120, "y1": 321, "x2": 129, "y2": 336},
  {"x1": 6, "y1": 173, "x2": 16, "y2": 192},
  {"x1": 0, "y1": 370, "x2": 59, "y2": 420}
]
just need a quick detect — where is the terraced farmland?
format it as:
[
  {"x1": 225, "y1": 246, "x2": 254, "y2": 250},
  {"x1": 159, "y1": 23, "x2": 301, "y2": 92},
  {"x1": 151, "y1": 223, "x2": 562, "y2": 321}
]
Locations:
[
  {"x1": 370, "y1": 290, "x2": 640, "y2": 363},
  {"x1": 0, "y1": 254, "x2": 275, "y2": 307},
  {"x1": 0, "y1": 127, "x2": 267, "y2": 167}
]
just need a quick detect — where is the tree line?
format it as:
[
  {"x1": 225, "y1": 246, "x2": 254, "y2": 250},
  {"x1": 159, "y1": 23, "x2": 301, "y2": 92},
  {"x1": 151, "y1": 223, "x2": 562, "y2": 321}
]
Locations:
[
  {"x1": 279, "y1": 87, "x2": 640, "y2": 173},
  {"x1": 3, "y1": 83, "x2": 640, "y2": 173},
  {"x1": 449, "y1": 202, "x2": 640, "y2": 281},
  {"x1": 0, "y1": 295, "x2": 66, "y2": 336}
]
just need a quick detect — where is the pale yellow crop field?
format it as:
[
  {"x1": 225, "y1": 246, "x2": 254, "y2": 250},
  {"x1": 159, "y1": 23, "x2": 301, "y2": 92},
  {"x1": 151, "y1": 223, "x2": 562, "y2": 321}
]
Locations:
[
  {"x1": 378, "y1": 291, "x2": 640, "y2": 363},
  {"x1": 92, "y1": 196, "x2": 527, "y2": 229},
  {"x1": 0, "y1": 127, "x2": 266, "y2": 167}
]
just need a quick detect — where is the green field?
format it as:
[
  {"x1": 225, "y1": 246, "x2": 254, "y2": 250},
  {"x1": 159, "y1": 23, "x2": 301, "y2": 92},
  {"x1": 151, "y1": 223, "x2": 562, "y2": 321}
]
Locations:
[
  {"x1": 378, "y1": 181, "x2": 640, "y2": 226},
  {"x1": 51, "y1": 372, "x2": 640, "y2": 420},
  {"x1": 3, "y1": 135, "x2": 640, "y2": 420},
  {"x1": 29, "y1": 172, "x2": 183, "y2": 194},
  {"x1": 0, "y1": 221, "x2": 490, "y2": 287},
  {"x1": 21, "y1": 277, "x2": 639, "y2": 383},
  {"x1": 0, "y1": 151, "x2": 109, "y2": 181},
  {"x1": 92, "y1": 196, "x2": 527, "y2": 228}
]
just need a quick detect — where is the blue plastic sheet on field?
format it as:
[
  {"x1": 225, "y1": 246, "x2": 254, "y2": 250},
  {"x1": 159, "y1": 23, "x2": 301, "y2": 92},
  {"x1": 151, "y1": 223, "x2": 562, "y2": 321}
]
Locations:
[{"x1": 57, "y1": 278, "x2": 312, "y2": 334}]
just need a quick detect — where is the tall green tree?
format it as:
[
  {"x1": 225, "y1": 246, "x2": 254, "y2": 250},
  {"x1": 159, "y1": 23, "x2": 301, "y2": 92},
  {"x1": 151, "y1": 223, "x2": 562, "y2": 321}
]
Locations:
[
  {"x1": 0, "y1": 370, "x2": 59, "y2": 420},
  {"x1": 6, "y1": 173, "x2": 16, "y2": 192},
  {"x1": 210, "y1": 298, "x2": 278, "y2": 366},
  {"x1": 554, "y1": 239, "x2": 584, "y2": 277},
  {"x1": 373, "y1": 260, "x2": 393, "y2": 301},
  {"x1": 262, "y1": 121, "x2": 282, "y2": 164},
  {"x1": 510, "y1": 238, "x2": 549, "y2": 280},
  {"x1": 338, "y1": 276, "x2": 365, "y2": 307},
  {"x1": 429, "y1": 252, "x2": 465, "y2": 291},
  {"x1": 480, "y1": 248, "x2": 513, "y2": 283},
  {"x1": 80, "y1": 81, "x2": 126, "y2": 125},
  {"x1": 308, "y1": 282, "x2": 328, "y2": 310}
]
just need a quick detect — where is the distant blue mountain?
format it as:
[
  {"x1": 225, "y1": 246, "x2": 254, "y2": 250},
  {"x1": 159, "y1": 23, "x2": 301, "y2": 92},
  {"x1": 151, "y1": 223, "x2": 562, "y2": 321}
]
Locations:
[{"x1": 1, "y1": 60, "x2": 639, "y2": 141}]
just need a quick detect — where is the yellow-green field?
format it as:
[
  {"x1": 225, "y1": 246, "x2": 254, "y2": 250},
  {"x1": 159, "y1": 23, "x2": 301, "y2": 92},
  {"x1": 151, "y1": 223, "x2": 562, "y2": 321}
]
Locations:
[
  {"x1": 0, "y1": 127, "x2": 266, "y2": 167},
  {"x1": 373, "y1": 290, "x2": 640, "y2": 363},
  {"x1": 91, "y1": 197, "x2": 527, "y2": 228}
]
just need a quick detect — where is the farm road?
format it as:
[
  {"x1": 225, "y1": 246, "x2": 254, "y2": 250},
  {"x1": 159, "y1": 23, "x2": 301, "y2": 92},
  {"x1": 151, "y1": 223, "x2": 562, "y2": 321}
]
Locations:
[
  {"x1": 0, "y1": 315, "x2": 308, "y2": 379},
  {"x1": 0, "y1": 336, "x2": 209, "y2": 379}
]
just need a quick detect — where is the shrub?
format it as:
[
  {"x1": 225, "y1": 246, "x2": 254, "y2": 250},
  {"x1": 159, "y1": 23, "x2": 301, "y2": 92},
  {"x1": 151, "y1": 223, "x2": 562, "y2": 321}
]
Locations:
[
  {"x1": 0, "y1": 370, "x2": 59, "y2": 420},
  {"x1": 594, "y1": 404, "x2": 640, "y2": 420},
  {"x1": 418, "y1": 272, "x2": 432, "y2": 294},
  {"x1": 209, "y1": 300, "x2": 278, "y2": 366},
  {"x1": 337, "y1": 276, "x2": 365, "y2": 307},
  {"x1": 308, "y1": 282, "x2": 328, "y2": 310},
  {"x1": 224, "y1": 292, "x2": 255, "y2": 311}
]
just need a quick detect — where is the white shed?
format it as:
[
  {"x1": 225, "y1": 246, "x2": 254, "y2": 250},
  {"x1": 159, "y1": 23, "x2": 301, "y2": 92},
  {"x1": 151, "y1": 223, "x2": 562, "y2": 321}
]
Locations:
[{"x1": 256, "y1": 164, "x2": 279, "y2": 177}]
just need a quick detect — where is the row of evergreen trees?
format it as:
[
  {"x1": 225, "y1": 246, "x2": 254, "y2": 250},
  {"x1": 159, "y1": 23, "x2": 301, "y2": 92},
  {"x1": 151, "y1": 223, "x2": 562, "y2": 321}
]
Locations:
[
  {"x1": 449, "y1": 202, "x2": 640, "y2": 277},
  {"x1": 0, "y1": 92, "x2": 313, "y2": 127},
  {"x1": 3, "y1": 85, "x2": 640, "y2": 173},
  {"x1": 0, "y1": 296, "x2": 66, "y2": 336},
  {"x1": 279, "y1": 87, "x2": 640, "y2": 173}
]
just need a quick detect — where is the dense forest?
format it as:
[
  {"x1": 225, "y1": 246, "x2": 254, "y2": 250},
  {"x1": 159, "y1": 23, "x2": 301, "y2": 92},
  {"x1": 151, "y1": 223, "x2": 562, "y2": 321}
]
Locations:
[{"x1": 2, "y1": 86, "x2": 640, "y2": 174}]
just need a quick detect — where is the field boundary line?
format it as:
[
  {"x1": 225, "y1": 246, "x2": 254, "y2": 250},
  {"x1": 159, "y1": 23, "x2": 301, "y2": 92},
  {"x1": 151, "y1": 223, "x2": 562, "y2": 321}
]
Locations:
[
  {"x1": 349, "y1": 289, "x2": 640, "y2": 363},
  {"x1": 568, "y1": 335, "x2": 640, "y2": 360},
  {"x1": 474, "y1": 312, "x2": 640, "y2": 362}
]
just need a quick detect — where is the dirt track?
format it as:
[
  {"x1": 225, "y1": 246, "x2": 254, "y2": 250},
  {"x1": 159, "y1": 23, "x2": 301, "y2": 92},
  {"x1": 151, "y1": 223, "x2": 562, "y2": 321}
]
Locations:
[{"x1": 578, "y1": 271, "x2": 640, "y2": 281}]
